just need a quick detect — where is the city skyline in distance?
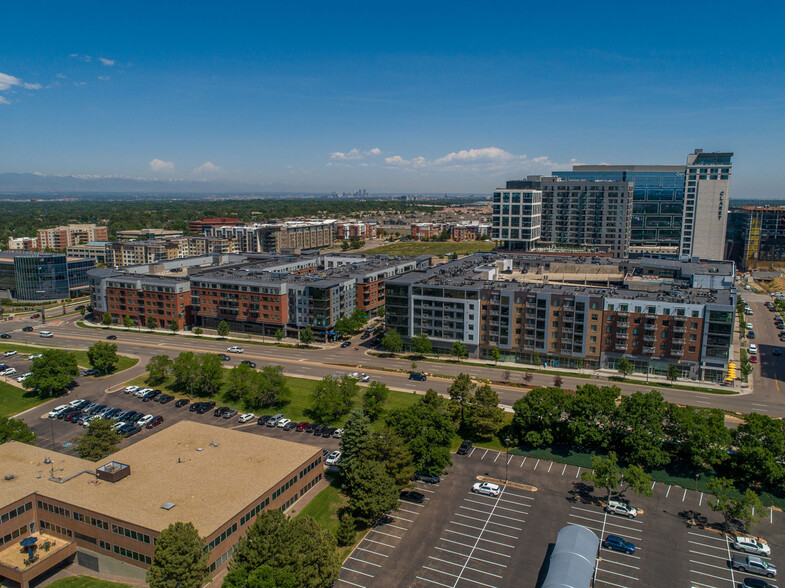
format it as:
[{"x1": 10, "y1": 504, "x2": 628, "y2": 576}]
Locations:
[{"x1": 1, "y1": 2, "x2": 782, "y2": 197}]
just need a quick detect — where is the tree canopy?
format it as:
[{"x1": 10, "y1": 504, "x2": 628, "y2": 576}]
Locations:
[
  {"x1": 0, "y1": 417, "x2": 35, "y2": 445},
  {"x1": 75, "y1": 418, "x2": 123, "y2": 461},
  {"x1": 87, "y1": 341, "x2": 119, "y2": 374},
  {"x1": 147, "y1": 522, "x2": 209, "y2": 588},
  {"x1": 308, "y1": 375, "x2": 358, "y2": 423},
  {"x1": 24, "y1": 349, "x2": 80, "y2": 398}
]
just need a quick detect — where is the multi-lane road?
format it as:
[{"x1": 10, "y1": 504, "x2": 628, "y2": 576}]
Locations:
[{"x1": 4, "y1": 298, "x2": 785, "y2": 421}]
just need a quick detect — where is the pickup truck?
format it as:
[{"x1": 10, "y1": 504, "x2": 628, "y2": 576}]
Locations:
[{"x1": 732, "y1": 555, "x2": 777, "y2": 577}]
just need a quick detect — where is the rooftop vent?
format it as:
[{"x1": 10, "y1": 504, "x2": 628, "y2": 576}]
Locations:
[{"x1": 161, "y1": 502, "x2": 176, "y2": 511}]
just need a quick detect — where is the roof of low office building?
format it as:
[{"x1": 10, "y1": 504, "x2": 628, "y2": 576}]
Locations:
[{"x1": 0, "y1": 421, "x2": 320, "y2": 537}]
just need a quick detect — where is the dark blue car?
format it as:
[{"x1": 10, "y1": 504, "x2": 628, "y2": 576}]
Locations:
[{"x1": 602, "y1": 535, "x2": 635, "y2": 554}]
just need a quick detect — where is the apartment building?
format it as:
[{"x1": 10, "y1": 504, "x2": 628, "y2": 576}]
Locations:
[
  {"x1": 7, "y1": 237, "x2": 37, "y2": 251},
  {"x1": 410, "y1": 223, "x2": 443, "y2": 240},
  {"x1": 336, "y1": 221, "x2": 377, "y2": 240},
  {"x1": 106, "y1": 241, "x2": 180, "y2": 266},
  {"x1": 450, "y1": 221, "x2": 492, "y2": 242},
  {"x1": 115, "y1": 229, "x2": 183, "y2": 241},
  {"x1": 37, "y1": 224, "x2": 108, "y2": 251},
  {"x1": 0, "y1": 422, "x2": 322, "y2": 587},
  {"x1": 188, "y1": 217, "x2": 241, "y2": 234},
  {"x1": 504, "y1": 176, "x2": 634, "y2": 257},
  {"x1": 65, "y1": 242, "x2": 111, "y2": 265},
  {"x1": 207, "y1": 220, "x2": 336, "y2": 253},
  {"x1": 736, "y1": 206, "x2": 785, "y2": 270},
  {"x1": 385, "y1": 253, "x2": 735, "y2": 381},
  {"x1": 490, "y1": 189, "x2": 542, "y2": 251}
]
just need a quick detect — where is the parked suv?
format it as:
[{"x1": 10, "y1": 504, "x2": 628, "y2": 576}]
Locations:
[
  {"x1": 605, "y1": 500, "x2": 638, "y2": 519},
  {"x1": 602, "y1": 535, "x2": 635, "y2": 554},
  {"x1": 733, "y1": 535, "x2": 771, "y2": 556},
  {"x1": 457, "y1": 440, "x2": 472, "y2": 455}
]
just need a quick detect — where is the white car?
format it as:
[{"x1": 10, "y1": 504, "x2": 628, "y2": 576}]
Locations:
[
  {"x1": 472, "y1": 482, "x2": 501, "y2": 497},
  {"x1": 359, "y1": 373, "x2": 370, "y2": 382},
  {"x1": 227, "y1": 346, "x2": 244, "y2": 354},
  {"x1": 4, "y1": 350, "x2": 17, "y2": 357},
  {"x1": 135, "y1": 388, "x2": 152, "y2": 397},
  {"x1": 39, "y1": 331, "x2": 53, "y2": 338},
  {"x1": 112, "y1": 421, "x2": 127, "y2": 431},
  {"x1": 67, "y1": 398, "x2": 84, "y2": 408},
  {"x1": 124, "y1": 385, "x2": 140, "y2": 394},
  {"x1": 277, "y1": 418, "x2": 292, "y2": 428},
  {"x1": 348, "y1": 371, "x2": 360, "y2": 379},
  {"x1": 605, "y1": 500, "x2": 638, "y2": 519},
  {"x1": 83, "y1": 415, "x2": 102, "y2": 428},
  {"x1": 732, "y1": 535, "x2": 771, "y2": 556},
  {"x1": 137, "y1": 414, "x2": 154, "y2": 427},
  {"x1": 48, "y1": 404, "x2": 68, "y2": 418},
  {"x1": 1, "y1": 368, "x2": 17, "y2": 376},
  {"x1": 332, "y1": 428, "x2": 344, "y2": 438},
  {"x1": 238, "y1": 413, "x2": 255, "y2": 423},
  {"x1": 749, "y1": 344, "x2": 758, "y2": 354},
  {"x1": 746, "y1": 323, "x2": 754, "y2": 331},
  {"x1": 326, "y1": 450, "x2": 342, "y2": 466},
  {"x1": 28, "y1": 354, "x2": 42, "y2": 360},
  {"x1": 16, "y1": 372, "x2": 31, "y2": 382}
]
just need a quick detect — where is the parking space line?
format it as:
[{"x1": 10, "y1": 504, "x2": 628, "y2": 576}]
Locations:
[
  {"x1": 439, "y1": 538, "x2": 513, "y2": 558},
  {"x1": 459, "y1": 506, "x2": 526, "y2": 522},
  {"x1": 465, "y1": 499, "x2": 530, "y2": 514},
  {"x1": 690, "y1": 559, "x2": 734, "y2": 573},
  {"x1": 394, "y1": 515, "x2": 415, "y2": 523},
  {"x1": 688, "y1": 532, "x2": 726, "y2": 543},
  {"x1": 369, "y1": 529, "x2": 402, "y2": 539},
  {"x1": 398, "y1": 500, "x2": 425, "y2": 508},
  {"x1": 689, "y1": 581, "x2": 720, "y2": 588},
  {"x1": 427, "y1": 556, "x2": 504, "y2": 578},
  {"x1": 689, "y1": 567, "x2": 734, "y2": 582},
  {"x1": 688, "y1": 541, "x2": 728, "y2": 552},
  {"x1": 507, "y1": 454, "x2": 513, "y2": 465},
  {"x1": 548, "y1": 461, "x2": 553, "y2": 472},
  {"x1": 723, "y1": 534, "x2": 736, "y2": 586},
  {"x1": 568, "y1": 515, "x2": 642, "y2": 540},
  {"x1": 651, "y1": 481, "x2": 656, "y2": 490},
  {"x1": 468, "y1": 447, "x2": 477, "y2": 457},
  {"x1": 498, "y1": 489, "x2": 535, "y2": 500},
  {"x1": 595, "y1": 567, "x2": 639, "y2": 581},
  {"x1": 534, "y1": 459, "x2": 539, "y2": 470},
  {"x1": 415, "y1": 575, "x2": 453, "y2": 588},
  {"x1": 356, "y1": 547, "x2": 388, "y2": 558},
  {"x1": 443, "y1": 530, "x2": 516, "y2": 549},
  {"x1": 384, "y1": 523, "x2": 408, "y2": 531},
  {"x1": 417, "y1": 487, "x2": 437, "y2": 494},
  {"x1": 335, "y1": 578, "x2": 367, "y2": 588},
  {"x1": 520, "y1": 456, "x2": 526, "y2": 467},
  {"x1": 493, "y1": 452, "x2": 500, "y2": 463},
  {"x1": 435, "y1": 546, "x2": 509, "y2": 567},
  {"x1": 450, "y1": 521, "x2": 518, "y2": 539},
  {"x1": 575, "y1": 467, "x2": 581, "y2": 478},
  {"x1": 398, "y1": 507, "x2": 420, "y2": 515},
  {"x1": 699, "y1": 492, "x2": 703, "y2": 506},
  {"x1": 348, "y1": 556, "x2": 382, "y2": 568},
  {"x1": 682, "y1": 488, "x2": 688, "y2": 501},
  {"x1": 455, "y1": 512, "x2": 522, "y2": 531},
  {"x1": 341, "y1": 566, "x2": 374, "y2": 578},
  {"x1": 561, "y1": 463, "x2": 567, "y2": 475},
  {"x1": 359, "y1": 537, "x2": 394, "y2": 549},
  {"x1": 422, "y1": 567, "x2": 499, "y2": 588},
  {"x1": 593, "y1": 580, "x2": 630, "y2": 588},
  {"x1": 688, "y1": 549, "x2": 729, "y2": 562},
  {"x1": 481, "y1": 449, "x2": 488, "y2": 460},
  {"x1": 666, "y1": 484, "x2": 672, "y2": 497}
]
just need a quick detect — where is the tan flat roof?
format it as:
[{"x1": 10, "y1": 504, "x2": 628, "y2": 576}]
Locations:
[{"x1": 0, "y1": 421, "x2": 320, "y2": 537}]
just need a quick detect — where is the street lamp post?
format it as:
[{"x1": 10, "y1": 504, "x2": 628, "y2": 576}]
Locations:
[{"x1": 691, "y1": 473, "x2": 701, "y2": 525}]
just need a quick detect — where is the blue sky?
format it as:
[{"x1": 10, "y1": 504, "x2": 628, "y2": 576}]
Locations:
[{"x1": 1, "y1": 1, "x2": 783, "y2": 195}]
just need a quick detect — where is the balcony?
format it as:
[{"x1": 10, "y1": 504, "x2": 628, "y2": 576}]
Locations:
[
  {"x1": 672, "y1": 338, "x2": 685, "y2": 345},
  {"x1": 616, "y1": 311, "x2": 629, "y2": 318},
  {"x1": 672, "y1": 327, "x2": 686, "y2": 334},
  {"x1": 615, "y1": 344, "x2": 627, "y2": 351},
  {"x1": 616, "y1": 321, "x2": 629, "y2": 328},
  {"x1": 644, "y1": 324, "x2": 656, "y2": 331},
  {"x1": 671, "y1": 349, "x2": 684, "y2": 357},
  {"x1": 643, "y1": 346, "x2": 655, "y2": 354},
  {"x1": 616, "y1": 333, "x2": 628, "y2": 340},
  {"x1": 645, "y1": 312, "x2": 658, "y2": 319},
  {"x1": 561, "y1": 338, "x2": 573, "y2": 344},
  {"x1": 643, "y1": 335, "x2": 656, "y2": 343}
]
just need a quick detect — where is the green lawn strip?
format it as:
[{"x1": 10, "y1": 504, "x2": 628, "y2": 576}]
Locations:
[
  {"x1": 363, "y1": 241, "x2": 494, "y2": 256},
  {"x1": 0, "y1": 343, "x2": 137, "y2": 373},
  {"x1": 45, "y1": 577, "x2": 131, "y2": 588},
  {"x1": 0, "y1": 380, "x2": 49, "y2": 417},
  {"x1": 123, "y1": 370, "x2": 419, "y2": 430},
  {"x1": 294, "y1": 478, "x2": 347, "y2": 536}
]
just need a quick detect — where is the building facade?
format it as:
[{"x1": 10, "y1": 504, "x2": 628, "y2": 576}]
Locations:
[
  {"x1": 386, "y1": 253, "x2": 735, "y2": 381},
  {"x1": 736, "y1": 206, "x2": 785, "y2": 270},
  {"x1": 491, "y1": 189, "x2": 542, "y2": 251},
  {"x1": 37, "y1": 224, "x2": 108, "y2": 251},
  {"x1": 188, "y1": 217, "x2": 241, "y2": 234},
  {"x1": 207, "y1": 220, "x2": 336, "y2": 253},
  {"x1": 336, "y1": 221, "x2": 377, "y2": 240},
  {"x1": 679, "y1": 150, "x2": 733, "y2": 260},
  {"x1": 0, "y1": 252, "x2": 95, "y2": 301}
]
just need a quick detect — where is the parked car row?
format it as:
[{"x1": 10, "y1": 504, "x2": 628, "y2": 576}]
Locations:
[
  {"x1": 123, "y1": 385, "x2": 175, "y2": 404},
  {"x1": 48, "y1": 399, "x2": 164, "y2": 436}
]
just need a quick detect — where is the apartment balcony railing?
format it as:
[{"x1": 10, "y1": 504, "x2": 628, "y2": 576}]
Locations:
[
  {"x1": 672, "y1": 327, "x2": 686, "y2": 334},
  {"x1": 615, "y1": 344, "x2": 627, "y2": 351},
  {"x1": 643, "y1": 346, "x2": 656, "y2": 354},
  {"x1": 670, "y1": 349, "x2": 684, "y2": 357},
  {"x1": 672, "y1": 338, "x2": 685, "y2": 345}
]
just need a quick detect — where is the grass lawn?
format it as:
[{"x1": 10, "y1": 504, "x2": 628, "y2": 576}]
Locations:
[
  {"x1": 363, "y1": 241, "x2": 495, "y2": 256},
  {"x1": 46, "y1": 577, "x2": 131, "y2": 588},
  {"x1": 124, "y1": 370, "x2": 421, "y2": 430},
  {"x1": 0, "y1": 381, "x2": 47, "y2": 417},
  {"x1": 0, "y1": 343, "x2": 137, "y2": 372},
  {"x1": 294, "y1": 477, "x2": 347, "y2": 536}
]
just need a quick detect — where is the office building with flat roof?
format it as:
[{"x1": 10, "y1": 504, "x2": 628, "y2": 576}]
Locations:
[
  {"x1": 0, "y1": 252, "x2": 95, "y2": 301},
  {"x1": 0, "y1": 421, "x2": 323, "y2": 587},
  {"x1": 491, "y1": 189, "x2": 542, "y2": 251}
]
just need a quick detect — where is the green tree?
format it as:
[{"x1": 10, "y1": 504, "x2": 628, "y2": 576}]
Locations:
[
  {"x1": 451, "y1": 341, "x2": 468, "y2": 359},
  {"x1": 24, "y1": 349, "x2": 80, "y2": 398},
  {"x1": 172, "y1": 352, "x2": 201, "y2": 396},
  {"x1": 225, "y1": 363, "x2": 259, "y2": 402},
  {"x1": 196, "y1": 353, "x2": 223, "y2": 396},
  {"x1": 582, "y1": 452, "x2": 622, "y2": 503},
  {"x1": 447, "y1": 373, "x2": 475, "y2": 428},
  {"x1": 665, "y1": 405, "x2": 731, "y2": 468},
  {"x1": 308, "y1": 376, "x2": 358, "y2": 423},
  {"x1": 366, "y1": 426, "x2": 415, "y2": 490},
  {"x1": 732, "y1": 412, "x2": 785, "y2": 489},
  {"x1": 336, "y1": 513, "x2": 356, "y2": 547},
  {"x1": 616, "y1": 357, "x2": 634, "y2": 379},
  {"x1": 346, "y1": 459, "x2": 400, "y2": 526},
  {"x1": 707, "y1": 477, "x2": 743, "y2": 531},
  {"x1": 123, "y1": 315, "x2": 133, "y2": 328},
  {"x1": 382, "y1": 330, "x2": 403, "y2": 353},
  {"x1": 229, "y1": 511, "x2": 340, "y2": 588},
  {"x1": 102, "y1": 311, "x2": 112, "y2": 325},
  {"x1": 146, "y1": 316, "x2": 157, "y2": 330},
  {"x1": 75, "y1": 418, "x2": 123, "y2": 461},
  {"x1": 618, "y1": 464, "x2": 653, "y2": 499},
  {"x1": 87, "y1": 341, "x2": 119, "y2": 374},
  {"x1": 146, "y1": 354, "x2": 173, "y2": 387},
  {"x1": 147, "y1": 522, "x2": 209, "y2": 588},
  {"x1": 667, "y1": 364, "x2": 680, "y2": 382},
  {"x1": 362, "y1": 381, "x2": 389, "y2": 422},
  {"x1": 490, "y1": 348, "x2": 501, "y2": 365},
  {"x1": 334, "y1": 317, "x2": 355, "y2": 338},
  {"x1": 275, "y1": 328, "x2": 284, "y2": 342},
  {"x1": 300, "y1": 326, "x2": 315, "y2": 345},
  {"x1": 613, "y1": 391, "x2": 670, "y2": 469},
  {"x1": 567, "y1": 385, "x2": 620, "y2": 450},
  {"x1": 411, "y1": 333, "x2": 433, "y2": 356},
  {"x1": 193, "y1": 327, "x2": 203, "y2": 335},
  {"x1": 467, "y1": 384, "x2": 504, "y2": 440},
  {"x1": 377, "y1": 306, "x2": 386, "y2": 318},
  {"x1": 217, "y1": 320, "x2": 230, "y2": 337},
  {"x1": 350, "y1": 309, "x2": 368, "y2": 329},
  {"x1": 0, "y1": 416, "x2": 36, "y2": 445},
  {"x1": 340, "y1": 412, "x2": 373, "y2": 478},
  {"x1": 245, "y1": 365, "x2": 290, "y2": 409},
  {"x1": 738, "y1": 488, "x2": 764, "y2": 533},
  {"x1": 169, "y1": 320, "x2": 179, "y2": 333},
  {"x1": 511, "y1": 387, "x2": 568, "y2": 447},
  {"x1": 532, "y1": 352, "x2": 542, "y2": 368},
  {"x1": 224, "y1": 565, "x2": 297, "y2": 588}
]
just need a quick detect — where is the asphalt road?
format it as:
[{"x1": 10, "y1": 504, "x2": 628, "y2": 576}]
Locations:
[{"x1": 5, "y1": 302, "x2": 785, "y2": 424}]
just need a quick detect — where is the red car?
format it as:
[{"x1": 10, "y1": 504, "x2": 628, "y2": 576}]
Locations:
[
  {"x1": 749, "y1": 356, "x2": 758, "y2": 364},
  {"x1": 295, "y1": 421, "x2": 309, "y2": 432},
  {"x1": 146, "y1": 415, "x2": 164, "y2": 429}
]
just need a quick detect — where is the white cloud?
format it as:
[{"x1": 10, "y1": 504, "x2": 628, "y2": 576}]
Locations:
[
  {"x1": 98, "y1": 57, "x2": 115, "y2": 66},
  {"x1": 0, "y1": 73, "x2": 22, "y2": 91},
  {"x1": 70, "y1": 53, "x2": 92, "y2": 62},
  {"x1": 98, "y1": 76, "x2": 110, "y2": 81},
  {"x1": 330, "y1": 148, "x2": 362, "y2": 160},
  {"x1": 149, "y1": 159, "x2": 175, "y2": 172},
  {"x1": 193, "y1": 161, "x2": 221, "y2": 173},
  {"x1": 435, "y1": 147, "x2": 517, "y2": 165},
  {"x1": 22, "y1": 83, "x2": 42, "y2": 90},
  {"x1": 0, "y1": 96, "x2": 9, "y2": 105},
  {"x1": 366, "y1": 147, "x2": 381, "y2": 156},
  {"x1": 56, "y1": 73, "x2": 67, "y2": 79}
]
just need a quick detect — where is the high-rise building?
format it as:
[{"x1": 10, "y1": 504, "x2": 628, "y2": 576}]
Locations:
[
  {"x1": 491, "y1": 189, "x2": 542, "y2": 251},
  {"x1": 505, "y1": 176, "x2": 634, "y2": 257},
  {"x1": 734, "y1": 206, "x2": 785, "y2": 270},
  {"x1": 679, "y1": 150, "x2": 733, "y2": 260},
  {"x1": 37, "y1": 224, "x2": 109, "y2": 250}
]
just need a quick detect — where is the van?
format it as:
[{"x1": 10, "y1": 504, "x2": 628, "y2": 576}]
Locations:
[
  {"x1": 39, "y1": 331, "x2": 53, "y2": 338},
  {"x1": 267, "y1": 413, "x2": 283, "y2": 427}
]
